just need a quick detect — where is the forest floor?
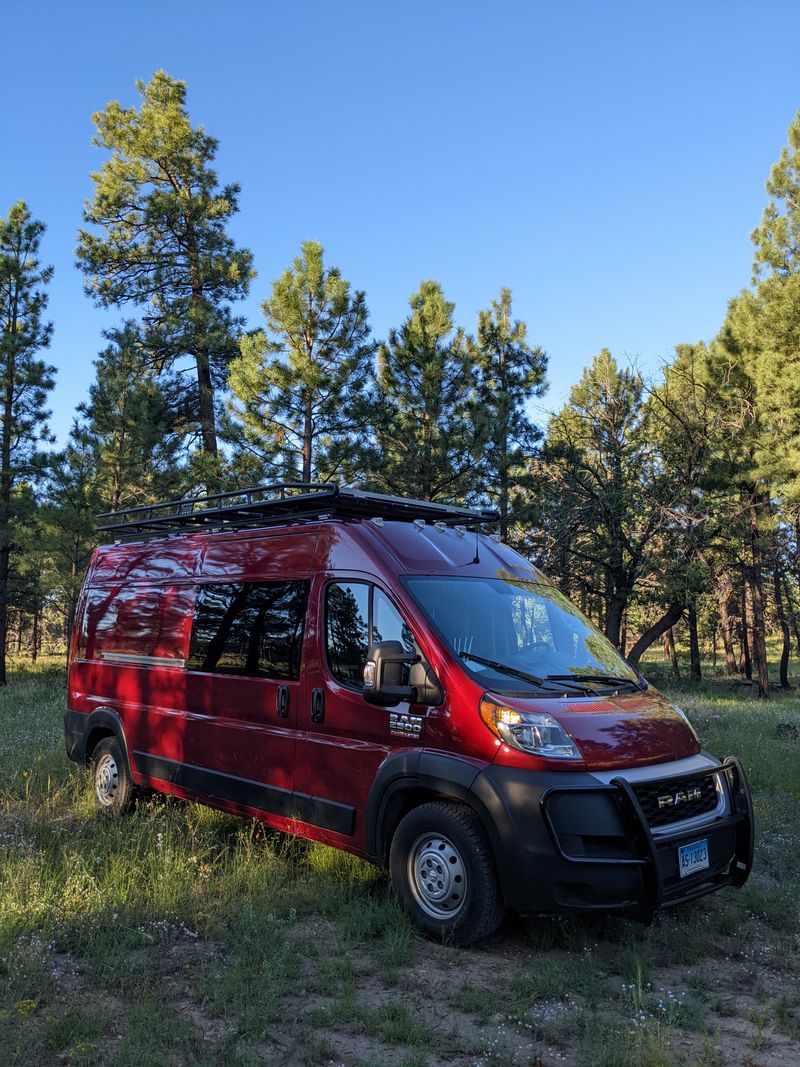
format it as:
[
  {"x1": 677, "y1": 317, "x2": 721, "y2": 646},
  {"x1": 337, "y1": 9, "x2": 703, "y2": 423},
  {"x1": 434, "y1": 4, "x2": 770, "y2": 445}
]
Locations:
[{"x1": 0, "y1": 660, "x2": 798, "y2": 1067}]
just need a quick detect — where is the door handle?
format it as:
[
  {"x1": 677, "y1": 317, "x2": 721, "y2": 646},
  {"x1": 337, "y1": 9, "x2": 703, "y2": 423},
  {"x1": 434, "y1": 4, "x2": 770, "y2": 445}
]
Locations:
[
  {"x1": 276, "y1": 685, "x2": 290, "y2": 719},
  {"x1": 311, "y1": 688, "x2": 325, "y2": 723}
]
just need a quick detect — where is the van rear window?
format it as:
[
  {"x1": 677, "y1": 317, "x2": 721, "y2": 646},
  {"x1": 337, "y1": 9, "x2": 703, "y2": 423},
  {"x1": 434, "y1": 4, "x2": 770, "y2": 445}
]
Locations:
[{"x1": 187, "y1": 581, "x2": 308, "y2": 679}]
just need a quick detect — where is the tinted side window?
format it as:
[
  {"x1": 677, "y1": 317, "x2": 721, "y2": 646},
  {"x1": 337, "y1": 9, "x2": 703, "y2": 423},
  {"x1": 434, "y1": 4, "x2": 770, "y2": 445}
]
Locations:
[
  {"x1": 187, "y1": 581, "x2": 308, "y2": 679},
  {"x1": 373, "y1": 589, "x2": 415, "y2": 653},
  {"x1": 326, "y1": 583, "x2": 418, "y2": 688},
  {"x1": 326, "y1": 582, "x2": 370, "y2": 686}
]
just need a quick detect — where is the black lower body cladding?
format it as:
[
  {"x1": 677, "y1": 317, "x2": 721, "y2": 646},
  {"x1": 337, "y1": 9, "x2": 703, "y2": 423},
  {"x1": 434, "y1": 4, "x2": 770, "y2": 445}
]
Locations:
[{"x1": 467, "y1": 759, "x2": 753, "y2": 915}]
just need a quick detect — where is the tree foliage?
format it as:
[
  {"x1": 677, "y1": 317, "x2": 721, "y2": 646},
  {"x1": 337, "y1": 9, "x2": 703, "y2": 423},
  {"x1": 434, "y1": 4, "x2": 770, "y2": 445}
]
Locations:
[
  {"x1": 474, "y1": 288, "x2": 547, "y2": 538},
  {"x1": 534, "y1": 350, "x2": 662, "y2": 648},
  {"x1": 372, "y1": 281, "x2": 482, "y2": 502},
  {"x1": 227, "y1": 241, "x2": 375, "y2": 483},
  {"x1": 0, "y1": 202, "x2": 56, "y2": 683},
  {"x1": 76, "y1": 70, "x2": 254, "y2": 461}
]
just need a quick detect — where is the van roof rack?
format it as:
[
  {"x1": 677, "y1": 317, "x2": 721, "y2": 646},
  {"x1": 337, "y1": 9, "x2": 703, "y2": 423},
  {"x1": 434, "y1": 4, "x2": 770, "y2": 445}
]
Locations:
[{"x1": 96, "y1": 483, "x2": 499, "y2": 540}]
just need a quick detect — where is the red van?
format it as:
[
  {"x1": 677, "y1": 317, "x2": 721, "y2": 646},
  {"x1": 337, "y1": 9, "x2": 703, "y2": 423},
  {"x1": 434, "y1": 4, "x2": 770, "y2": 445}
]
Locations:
[{"x1": 65, "y1": 484, "x2": 753, "y2": 944}]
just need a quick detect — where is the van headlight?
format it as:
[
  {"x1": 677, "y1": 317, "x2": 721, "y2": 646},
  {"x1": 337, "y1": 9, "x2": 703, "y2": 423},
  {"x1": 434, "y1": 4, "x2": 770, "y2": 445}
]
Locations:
[{"x1": 479, "y1": 695, "x2": 582, "y2": 760}]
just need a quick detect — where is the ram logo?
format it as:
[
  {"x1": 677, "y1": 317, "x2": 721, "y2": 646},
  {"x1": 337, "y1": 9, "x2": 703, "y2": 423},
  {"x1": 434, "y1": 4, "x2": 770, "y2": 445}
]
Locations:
[{"x1": 657, "y1": 785, "x2": 703, "y2": 810}]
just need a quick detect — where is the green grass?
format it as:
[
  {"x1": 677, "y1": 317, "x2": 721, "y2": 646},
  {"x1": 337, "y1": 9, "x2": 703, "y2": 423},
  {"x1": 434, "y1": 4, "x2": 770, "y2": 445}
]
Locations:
[{"x1": 0, "y1": 664, "x2": 799, "y2": 1065}]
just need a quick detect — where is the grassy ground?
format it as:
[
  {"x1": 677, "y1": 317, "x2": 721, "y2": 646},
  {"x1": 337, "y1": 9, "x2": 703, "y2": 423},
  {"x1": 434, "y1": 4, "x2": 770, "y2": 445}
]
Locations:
[{"x1": 1, "y1": 661, "x2": 799, "y2": 1066}]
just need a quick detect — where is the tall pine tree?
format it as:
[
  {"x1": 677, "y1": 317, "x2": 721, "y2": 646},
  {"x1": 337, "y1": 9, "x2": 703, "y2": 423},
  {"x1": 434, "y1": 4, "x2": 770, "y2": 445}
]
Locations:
[
  {"x1": 80, "y1": 325, "x2": 184, "y2": 511},
  {"x1": 373, "y1": 281, "x2": 482, "y2": 502},
  {"x1": 76, "y1": 71, "x2": 254, "y2": 467},
  {"x1": 535, "y1": 350, "x2": 662, "y2": 649},
  {"x1": 474, "y1": 288, "x2": 547, "y2": 538},
  {"x1": 227, "y1": 241, "x2": 374, "y2": 484},
  {"x1": 43, "y1": 428, "x2": 100, "y2": 646},
  {"x1": 0, "y1": 202, "x2": 55, "y2": 684}
]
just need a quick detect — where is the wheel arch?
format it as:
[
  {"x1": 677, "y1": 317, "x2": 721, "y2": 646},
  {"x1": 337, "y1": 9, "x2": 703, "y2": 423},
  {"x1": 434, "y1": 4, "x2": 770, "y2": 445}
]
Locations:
[
  {"x1": 365, "y1": 751, "x2": 504, "y2": 873},
  {"x1": 83, "y1": 708, "x2": 133, "y2": 774}
]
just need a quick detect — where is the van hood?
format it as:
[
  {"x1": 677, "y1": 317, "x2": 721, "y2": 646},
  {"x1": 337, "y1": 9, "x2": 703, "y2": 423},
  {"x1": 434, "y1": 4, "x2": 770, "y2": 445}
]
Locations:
[{"x1": 494, "y1": 688, "x2": 700, "y2": 771}]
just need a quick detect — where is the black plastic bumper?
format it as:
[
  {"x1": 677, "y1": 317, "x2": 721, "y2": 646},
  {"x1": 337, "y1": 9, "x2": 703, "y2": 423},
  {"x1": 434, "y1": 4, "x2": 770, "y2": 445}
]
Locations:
[{"x1": 468, "y1": 757, "x2": 754, "y2": 916}]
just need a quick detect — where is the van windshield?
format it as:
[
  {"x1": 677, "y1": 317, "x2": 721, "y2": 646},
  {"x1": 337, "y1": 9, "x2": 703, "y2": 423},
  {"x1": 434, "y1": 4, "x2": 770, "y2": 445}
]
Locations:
[{"x1": 403, "y1": 575, "x2": 639, "y2": 695}]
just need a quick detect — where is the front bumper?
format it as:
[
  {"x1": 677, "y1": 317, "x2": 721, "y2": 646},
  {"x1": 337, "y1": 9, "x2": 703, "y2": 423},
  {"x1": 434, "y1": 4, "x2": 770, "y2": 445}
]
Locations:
[{"x1": 469, "y1": 757, "x2": 754, "y2": 915}]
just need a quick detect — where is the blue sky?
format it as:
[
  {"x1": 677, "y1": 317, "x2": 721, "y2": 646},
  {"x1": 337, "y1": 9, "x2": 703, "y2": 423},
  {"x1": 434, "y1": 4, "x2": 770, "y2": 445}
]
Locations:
[{"x1": 2, "y1": 1, "x2": 800, "y2": 445}]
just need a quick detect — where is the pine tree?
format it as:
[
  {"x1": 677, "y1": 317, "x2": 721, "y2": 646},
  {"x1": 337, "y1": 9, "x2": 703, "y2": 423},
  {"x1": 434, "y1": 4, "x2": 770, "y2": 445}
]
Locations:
[
  {"x1": 474, "y1": 288, "x2": 547, "y2": 539},
  {"x1": 710, "y1": 303, "x2": 771, "y2": 696},
  {"x1": 745, "y1": 109, "x2": 800, "y2": 501},
  {"x1": 226, "y1": 241, "x2": 375, "y2": 484},
  {"x1": 629, "y1": 343, "x2": 731, "y2": 670},
  {"x1": 43, "y1": 428, "x2": 100, "y2": 646},
  {"x1": 80, "y1": 325, "x2": 184, "y2": 511},
  {"x1": 0, "y1": 202, "x2": 56, "y2": 684},
  {"x1": 76, "y1": 71, "x2": 254, "y2": 463},
  {"x1": 373, "y1": 281, "x2": 482, "y2": 502},
  {"x1": 535, "y1": 350, "x2": 662, "y2": 649}
]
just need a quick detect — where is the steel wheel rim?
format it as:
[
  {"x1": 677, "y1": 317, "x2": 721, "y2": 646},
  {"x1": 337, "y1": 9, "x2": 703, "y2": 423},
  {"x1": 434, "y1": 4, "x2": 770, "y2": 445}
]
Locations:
[
  {"x1": 95, "y1": 753, "x2": 119, "y2": 806},
  {"x1": 407, "y1": 832, "x2": 467, "y2": 919}
]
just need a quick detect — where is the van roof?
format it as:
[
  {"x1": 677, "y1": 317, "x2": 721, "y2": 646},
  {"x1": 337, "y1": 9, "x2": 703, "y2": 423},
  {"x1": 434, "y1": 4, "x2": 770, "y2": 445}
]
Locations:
[
  {"x1": 97, "y1": 483, "x2": 498, "y2": 541},
  {"x1": 88, "y1": 516, "x2": 544, "y2": 587},
  {"x1": 91, "y1": 484, "x2": 544, "y2": 587}
]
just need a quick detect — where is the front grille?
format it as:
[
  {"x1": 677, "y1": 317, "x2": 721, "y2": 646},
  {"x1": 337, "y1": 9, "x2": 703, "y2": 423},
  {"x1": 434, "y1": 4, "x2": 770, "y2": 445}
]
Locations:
[{"x1": 633, "y1": 774, "x2": 719, "y2": 829}]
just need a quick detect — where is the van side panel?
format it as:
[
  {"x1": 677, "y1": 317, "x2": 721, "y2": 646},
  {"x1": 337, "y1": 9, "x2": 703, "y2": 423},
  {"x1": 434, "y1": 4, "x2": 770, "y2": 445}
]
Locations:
[
  {"x1": 199, "y1": 529, "x2": 319, "y2": 581},
  {"x1": 70, "y1": 581, "x2": 196, "y2": 770},
  {"x1": 88, "y1": 539, "x2": 204, "y2": 585},
  {"x1": 79, "y1": 584, "x2": 192, "y2": 661}
]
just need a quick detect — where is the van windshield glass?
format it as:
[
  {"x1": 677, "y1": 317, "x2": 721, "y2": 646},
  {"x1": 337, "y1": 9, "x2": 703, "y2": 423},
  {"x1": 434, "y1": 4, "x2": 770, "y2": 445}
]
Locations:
[{"x1": 403, "y1": 576, "x2": 639, "y2": 694}]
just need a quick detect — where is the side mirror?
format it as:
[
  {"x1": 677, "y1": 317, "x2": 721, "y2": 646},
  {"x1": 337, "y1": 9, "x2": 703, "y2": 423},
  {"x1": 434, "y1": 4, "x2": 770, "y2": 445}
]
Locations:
[
  {"x1": 363, "y1": 640, "x2": 418, "y2": 707},
  {"x1": 363, "y1": 641, "x2": 444, "y2": 708}
]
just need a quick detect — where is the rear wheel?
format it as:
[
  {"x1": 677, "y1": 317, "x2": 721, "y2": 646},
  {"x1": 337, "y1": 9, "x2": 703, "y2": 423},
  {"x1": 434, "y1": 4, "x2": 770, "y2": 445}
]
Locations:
[
  {"x1": 90, "y1": 737, "x2": 135, "y2": 814},
  {"x1": 389, "y1": 800, "x2": 505, "y2": 945}
]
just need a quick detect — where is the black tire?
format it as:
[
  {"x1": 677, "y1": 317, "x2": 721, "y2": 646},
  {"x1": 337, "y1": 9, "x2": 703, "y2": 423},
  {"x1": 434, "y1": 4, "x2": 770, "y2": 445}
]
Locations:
[
  {"x1": 90, "y1": 737, "x2": 135, "y2": 814},
  {"x1": 389, "y1": 800, "x2": 505, "y2": 945}
]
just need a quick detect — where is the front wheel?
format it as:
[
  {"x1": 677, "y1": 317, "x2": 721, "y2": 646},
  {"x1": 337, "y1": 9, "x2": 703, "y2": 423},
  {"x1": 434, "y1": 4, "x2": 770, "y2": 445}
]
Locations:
[
  {"x1": 91, "y1": 737, "x2": 135, "y2": 814},
  {"x1": 389, "y1": 800, "x2": 505, "y2": 945}
]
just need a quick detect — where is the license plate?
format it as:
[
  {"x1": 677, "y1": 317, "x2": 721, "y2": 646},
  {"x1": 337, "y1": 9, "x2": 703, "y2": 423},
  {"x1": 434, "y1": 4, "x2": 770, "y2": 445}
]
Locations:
[{"x1": 678, "y1": 838, "x2": 709, "y2": 878}]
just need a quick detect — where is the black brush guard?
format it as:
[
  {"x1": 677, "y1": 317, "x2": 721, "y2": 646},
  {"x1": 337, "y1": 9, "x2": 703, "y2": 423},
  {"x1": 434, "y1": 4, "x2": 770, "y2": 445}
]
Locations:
[{"x1": 539, "y1": 757, "x2": 754, "y2": 914}]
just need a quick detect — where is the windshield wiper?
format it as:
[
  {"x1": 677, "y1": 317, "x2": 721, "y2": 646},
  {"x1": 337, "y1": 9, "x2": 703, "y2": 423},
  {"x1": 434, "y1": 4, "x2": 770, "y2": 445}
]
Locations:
[
  {"x1": 545, "y1": 673, "x2": 641, "y2": 692},
  {"x1": 458, "y1": 652, "x2": 592, "y2": 693}
]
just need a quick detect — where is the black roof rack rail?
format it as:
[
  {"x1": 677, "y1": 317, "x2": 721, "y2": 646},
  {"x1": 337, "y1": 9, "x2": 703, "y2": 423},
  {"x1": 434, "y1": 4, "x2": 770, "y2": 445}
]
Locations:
[{"x1": 96, "y1": 483, "x2": 499, "y2": 540}]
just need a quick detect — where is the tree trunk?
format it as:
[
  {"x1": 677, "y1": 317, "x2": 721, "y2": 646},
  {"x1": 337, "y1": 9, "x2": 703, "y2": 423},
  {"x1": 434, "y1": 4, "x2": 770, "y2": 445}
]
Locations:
[
  {"x1": 687, "y1": 604, "x2": 702, "y2": 682},
  {"x1": 745, "y1": 491, "x2": 769, "y2": 698},
  {"x1": 740, "y1": 579, "x2": 752, "y2": 680},
  {"x1": 773, "y1": 562, "x2": 791, "y2": 690},
  {"x1": 666, "y1": 627, "x2": 679, "y2": 676},
  {"x1": 194, "y1": 348, "x2": 218, "y2": 456},
  {"x1": 717, "y1": 578, "x2": 738, "y2": 673},
  {"x1": 32, "y1": 607, "x2": 40, "y2": 664},
  {"x1": 499, "y1": 393, "x2": 509, "y2": 542},
  {"x1": 782, "y1": 574, "x2": 800, "y2": 656},
  {"x1": 627, "y1": 603, "x2": 684, "y2": 669},
  {"x1": 605, "y1": 593, "x2": 625, "y2": 650},
  {"x1": 302, "y1": 392, "x2": 313, "y2": 483},
  {"x1": 0, "y1": 544, "x2": 8, "y2": 685}
]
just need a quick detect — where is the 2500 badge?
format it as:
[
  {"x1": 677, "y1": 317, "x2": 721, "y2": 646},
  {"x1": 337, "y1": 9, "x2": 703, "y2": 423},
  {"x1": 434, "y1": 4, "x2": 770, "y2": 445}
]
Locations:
[{"x1": 389, "y1": 711, "x2": 423, "y2": 738}]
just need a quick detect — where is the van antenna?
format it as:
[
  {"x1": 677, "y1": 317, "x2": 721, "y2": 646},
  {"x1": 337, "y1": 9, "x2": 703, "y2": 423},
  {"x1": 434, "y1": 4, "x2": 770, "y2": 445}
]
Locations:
[
  {"x1": 471, "y1": 528, "x2": 480, "y2": 565},
  {"x1": 458, "y1": 526, "x2": 482, "y2": 567}
]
